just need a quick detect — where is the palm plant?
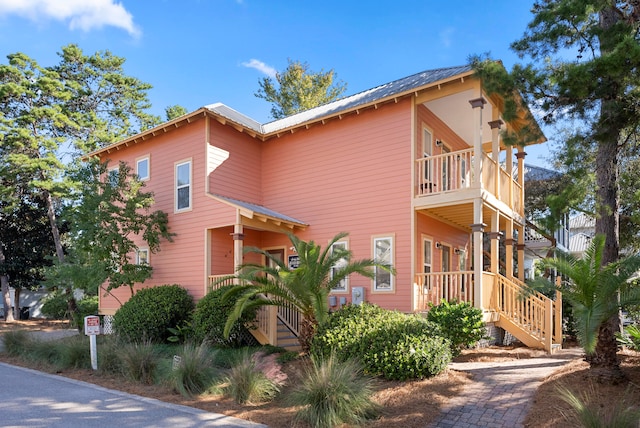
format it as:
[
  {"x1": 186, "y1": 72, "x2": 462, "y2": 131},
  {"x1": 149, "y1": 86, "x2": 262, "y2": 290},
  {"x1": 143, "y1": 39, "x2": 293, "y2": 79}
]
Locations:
[
  {"x1": 220, "y1": 232, "x2": 393, "y2": 352},
  {"x1": 533, "y1": 234, "x2": 640, "y2": 379}
]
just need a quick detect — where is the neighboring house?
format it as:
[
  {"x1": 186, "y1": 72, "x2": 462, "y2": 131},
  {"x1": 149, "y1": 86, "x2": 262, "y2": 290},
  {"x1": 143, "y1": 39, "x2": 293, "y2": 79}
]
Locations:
[
  {"x1": 569, "y1": 212, "x2": 596, "y2": 258},
  {"x1": 91, "y1": 65, "x2": 562, "y2": 352},
  {"x1": 522, "y1": 164, "x2": 570, "y2": 281}
]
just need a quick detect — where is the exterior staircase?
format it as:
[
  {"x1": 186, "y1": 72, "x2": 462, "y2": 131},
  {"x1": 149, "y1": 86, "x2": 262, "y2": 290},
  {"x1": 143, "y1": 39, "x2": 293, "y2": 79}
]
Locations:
[{"x1": 489, "y1": 274, "x2": 562, "y2": 353}]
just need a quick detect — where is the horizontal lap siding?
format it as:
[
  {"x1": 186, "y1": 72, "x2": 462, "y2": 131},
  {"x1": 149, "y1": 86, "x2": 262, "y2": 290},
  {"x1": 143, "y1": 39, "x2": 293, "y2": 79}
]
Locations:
[
  {"x1": 416, "y1": 213, "x2": 472, "y2": 270},
  {"x1": 261, "y1": 100, "x2": 414, "y2": 311},
  {"x1": 99, "y1": 119, "x2": 244, "y2": 310},
  {"x1": 416, "y1": 105, "x2": 469, "y2": 158},
  {"x1": 208, "y1": 121, "x2": 263, "y2": 203}
]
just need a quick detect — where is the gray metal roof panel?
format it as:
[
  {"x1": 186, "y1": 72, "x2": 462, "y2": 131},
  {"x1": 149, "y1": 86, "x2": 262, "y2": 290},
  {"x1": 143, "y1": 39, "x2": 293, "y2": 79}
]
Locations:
[
  {"x1": 205, "y1": 65, "x2": 473, "y2": 135},
  {"x1": 212, "y1": 194, "x2": 307, "y2": 225},
  {"x1": 262, "y1": 65, "x2": 472, "y2": 133}
]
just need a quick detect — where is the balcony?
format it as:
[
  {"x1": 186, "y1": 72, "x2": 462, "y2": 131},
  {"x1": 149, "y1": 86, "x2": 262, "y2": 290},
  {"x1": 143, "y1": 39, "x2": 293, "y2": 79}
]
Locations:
[{"x1": 415, "y1": 149, "x2": 523, "y2": 216}]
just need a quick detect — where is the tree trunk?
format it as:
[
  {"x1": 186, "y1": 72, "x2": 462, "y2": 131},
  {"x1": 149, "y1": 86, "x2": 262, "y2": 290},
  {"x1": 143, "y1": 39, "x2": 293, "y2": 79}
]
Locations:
[
  {"x1": 590, "y1": 5, "x2": 623, "y2": 381},
  {"x1": 298, "y1": 316, "x2": 318, "y2": 353},
  {"x1": 0, "y1": 243, "x2": 15, "y2": 323},
  {"x1": 44, "y1": 189, "x2": 65, "y2": 263},
  {"x1": 12, "y1": 287, "x2": 21, "y2": 320}
]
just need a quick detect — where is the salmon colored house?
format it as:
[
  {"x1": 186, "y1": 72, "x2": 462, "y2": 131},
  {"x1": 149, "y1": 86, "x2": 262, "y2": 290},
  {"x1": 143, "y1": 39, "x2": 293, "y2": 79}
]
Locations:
[{"x1": 92, "y1": 65, "x2": 562, "y2": 352}]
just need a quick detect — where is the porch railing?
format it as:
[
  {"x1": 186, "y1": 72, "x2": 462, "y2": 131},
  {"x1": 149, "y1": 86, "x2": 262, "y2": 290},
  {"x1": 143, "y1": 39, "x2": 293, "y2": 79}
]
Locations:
[
  {"x1": 414, "y1": 271, "x2": 474, "y2": 311},
  {"x1": 489, "y1": 273, "x2": 562, "y2": 350},
  {"x1": 416, "y1": 149, "x2": 473, "y2": 196},
  {"x1": 207, "y1": 275, "x2": 301, "y2": 346},
  {"x1": 415, "y1": 149, "x2": 523, "y2": 214}
]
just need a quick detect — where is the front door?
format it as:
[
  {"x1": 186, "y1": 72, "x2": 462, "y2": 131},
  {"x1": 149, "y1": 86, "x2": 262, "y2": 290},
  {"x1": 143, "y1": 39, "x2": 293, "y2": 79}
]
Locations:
[{"x1": 266, "y1": 249, "x2": 284, "y2": 269}]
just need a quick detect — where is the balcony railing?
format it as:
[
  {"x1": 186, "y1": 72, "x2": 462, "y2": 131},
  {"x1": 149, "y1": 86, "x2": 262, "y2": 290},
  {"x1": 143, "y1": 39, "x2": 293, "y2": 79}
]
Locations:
[
  {"x1": 414, "y1": 271, "x2": 474, "y2": 311},
  {"x1": 415, "y1": 149, "x2": 523, "y2": 214}
]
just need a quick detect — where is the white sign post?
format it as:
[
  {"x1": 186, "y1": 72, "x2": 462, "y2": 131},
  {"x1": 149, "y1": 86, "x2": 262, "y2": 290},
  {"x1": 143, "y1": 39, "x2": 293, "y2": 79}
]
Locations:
[{"x1": 84, "y1": 315, "x2": 101, "y2": 370}]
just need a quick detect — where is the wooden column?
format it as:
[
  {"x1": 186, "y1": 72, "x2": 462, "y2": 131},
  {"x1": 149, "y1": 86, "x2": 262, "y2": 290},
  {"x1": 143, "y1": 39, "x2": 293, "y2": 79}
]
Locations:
[
  {"x1": 232, "y1": 211, "x2": 244, "y2": 274},
  {"x1": 504, "y1": 218, "x2": 514, "y2": 280},
  {"x1": 489, "y1": 119, "x2": 503, "y2": 198},
  {"x1": 469, "y1": 97, "x2": 486, "y2": 188}
]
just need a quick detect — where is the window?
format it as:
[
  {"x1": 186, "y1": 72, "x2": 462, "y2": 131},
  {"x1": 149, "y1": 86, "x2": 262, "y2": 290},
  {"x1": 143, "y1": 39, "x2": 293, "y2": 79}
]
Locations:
[
  {"x1": 137, "y1": 156, "x2": 150, "y2": 181},
  {"x1": 330, "y1": 241, "x2": 348, "y2": 292},
  {"x1": 107, "y1": 166, "x2": 119, "y2": 187},
  {"x1": 423, "y1": 238, "x2": 432, "y2": 275},
  {"x1": 373, "y1": 236, "x2": 394, "y2": 291},
  {"x1": 175, "y1": 160, "x2": 191, "y2": 211},
  {"x1": 422, "y1": 127, "x2": 433, "y2": 186},
  {"x1": 137, "y1": 248, "x2": 149, "y2": 265},
  {"x1": 422, "y1": 237, "x2": 433, "y2": 292}
]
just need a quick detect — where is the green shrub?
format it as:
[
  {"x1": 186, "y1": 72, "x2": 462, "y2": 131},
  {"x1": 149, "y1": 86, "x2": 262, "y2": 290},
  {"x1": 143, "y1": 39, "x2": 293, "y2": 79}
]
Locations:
[
  {"x1": 222, "y1": 350, "x2": 280, "y2": 404},
  {"x1": 616, "y1": 325, "x2": 640, "y2": 351},
  {"x1": 97, "y1": 335, "x2": 124, "y2": 375},
  {"x1": 167, "y1": 343, "x2": 220, "y2": 397},
  {"x1": 557, "y1": 385, "x2": 640, "y2": 427},
  {"x1": 288, "y1": 352, "x2": 379, "y2": 428},
  {"x1": 119, "y1": 341, "x2": 160, "y2": 384},
  {"x1": 74, "y1": 296, "x2": 99, "y2": 330},
  {"x1": 40, "y1": 291, "x2": 70, "y2": 319},
  {"x1": 113, "y1": 285, "x2": 194, "y2": 343},
  {"x1": 427, "y1": 300, "x2": 487, "y2": 356},
  {"x1": 1, "y1": 330, "x2": 32, "y2": 356},
  {"x1": 191, "y1": 285, "x2": 258, "y2": 347},
  {"x1": 312, "y1": 303, "x2": 451, "y2": 380}
]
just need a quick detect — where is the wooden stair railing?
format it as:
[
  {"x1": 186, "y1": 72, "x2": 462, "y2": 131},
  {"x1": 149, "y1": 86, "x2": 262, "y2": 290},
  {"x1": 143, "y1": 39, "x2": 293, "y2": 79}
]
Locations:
[
  {"x1": 208, "y1": 275, "x2": 301, "y2": 350},
  {"x1": 491, "y1": 274, "x2": 562, "y2": 353}
]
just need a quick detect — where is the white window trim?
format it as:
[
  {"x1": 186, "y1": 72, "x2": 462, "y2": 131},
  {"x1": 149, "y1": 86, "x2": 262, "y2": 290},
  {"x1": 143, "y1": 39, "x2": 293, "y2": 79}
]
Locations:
[
  {"x1": 330, "y1": 240, "x2": 349, "y2": 293},
  {"x1": 175, "y1": 159, "x2": 192, "y2": 212},
  {"x1": 372, "y1": 234, "x2": 394, "y2": 293},
  {"x1": 137, "y1": 248, "x2": 149, "y2": 265},
  {"x1": 107, "y1": 165, "x2": 119, "y2": 187},
  {"x1": 136, "y1": 155, "x2": 150, "y2": 181},
  {"x1": 422, "y1": 235, "x2": 433, "y2": 275}
]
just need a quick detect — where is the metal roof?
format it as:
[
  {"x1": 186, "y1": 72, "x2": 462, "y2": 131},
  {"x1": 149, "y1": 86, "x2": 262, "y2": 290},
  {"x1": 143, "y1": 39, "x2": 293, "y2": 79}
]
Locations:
[
  {"x1": 206, "y1": 65, "x2": 473, "y2": 135},
  {"x1": 210, "y1": 194, "x2": 307, "y2": 226}
]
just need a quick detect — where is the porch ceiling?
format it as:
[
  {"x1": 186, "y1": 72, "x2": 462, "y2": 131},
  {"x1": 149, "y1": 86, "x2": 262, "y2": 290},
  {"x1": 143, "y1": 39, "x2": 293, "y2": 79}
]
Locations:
[{"x1": 418, "y1": 202, "x2": 500, "y2": 232}]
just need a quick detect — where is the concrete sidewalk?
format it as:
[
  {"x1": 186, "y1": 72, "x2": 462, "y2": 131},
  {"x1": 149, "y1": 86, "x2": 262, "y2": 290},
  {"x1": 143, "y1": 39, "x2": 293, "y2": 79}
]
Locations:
[
  {"x1": 429, "y1": 348, "x2": 583, "y2": 427},
  {"x1": 0, "y1": 362, "x2": 266, "y2": 428}
]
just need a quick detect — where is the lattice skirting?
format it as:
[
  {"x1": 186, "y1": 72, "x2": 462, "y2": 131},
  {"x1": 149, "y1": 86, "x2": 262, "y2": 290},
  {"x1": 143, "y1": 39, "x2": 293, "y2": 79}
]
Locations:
[{"x1": 102, "y1": 315, "x2": 114, "y2": 335}]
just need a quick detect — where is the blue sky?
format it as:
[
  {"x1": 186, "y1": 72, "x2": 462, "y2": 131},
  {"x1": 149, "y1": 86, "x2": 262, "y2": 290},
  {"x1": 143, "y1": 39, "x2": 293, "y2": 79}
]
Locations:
[{"x1": 0, "y1": 0, "x2": 551, "y2": 166}]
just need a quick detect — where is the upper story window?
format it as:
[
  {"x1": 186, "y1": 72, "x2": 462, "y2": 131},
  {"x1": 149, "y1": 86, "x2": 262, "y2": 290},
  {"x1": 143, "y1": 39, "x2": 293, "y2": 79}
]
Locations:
[
  {"x1": 330, "y1": 241, "x2": 348, "y2": 292},
  {"x1": 107, "y1": 166, "x2": 119, "y2": 187},
  {"x1": 137, "y1": 156, "x2": 150, "y2": 181},
  {"x1": 137, "y1": 248, "x2": 149, "y2": 265},
  {"x1": 373, "y1": 235, "x2": 394, "y2": 292},
  {"x1": 175, "y1": 160, "x2": 192, "y2": 211}
]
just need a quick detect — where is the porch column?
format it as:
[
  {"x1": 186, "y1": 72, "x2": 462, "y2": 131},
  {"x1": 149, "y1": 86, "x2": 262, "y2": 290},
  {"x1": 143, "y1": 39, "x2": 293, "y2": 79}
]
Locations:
[
  {"x1": 489, "y1": 119, "x2": 503, "y2": 199},
  {"x1": 469, "y1": 97, "x2": 486, "y2": 188},
  {"x1": 232, "y1": 211, "x2": 244, "y2": 273},
  {"x1": 489, "y1": 211, "x2": 501, "y2": 275},
  {"x1": 505, "y1": 218, "x2": 514, "y2": 280},
  {"x1": 517, "y1": 225, "x2": 526, "y2": 282},
  {"x1": 515, "y1": 150, "x2": 527, "y2": 217},
  {"x1": 471, "y1": 200, "x2": 486, "y2": 311}
]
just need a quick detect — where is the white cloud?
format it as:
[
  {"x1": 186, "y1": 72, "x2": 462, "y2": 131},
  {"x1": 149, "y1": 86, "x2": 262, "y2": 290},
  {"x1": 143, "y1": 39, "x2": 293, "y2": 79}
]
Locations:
[
  {"x1": 242, "y1": 59, "x2": 277, "y2": 78},
  {"x1": 439, "y1": 27, "x2": 455, "y2": 48},
  {"x1": 0, "y1": 0, "x2": 141, "y2": 37}
]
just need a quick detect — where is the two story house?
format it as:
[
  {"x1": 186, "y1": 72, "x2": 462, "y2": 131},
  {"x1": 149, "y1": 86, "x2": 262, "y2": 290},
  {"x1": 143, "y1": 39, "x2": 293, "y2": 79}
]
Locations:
[{"x1": 92, "y1": 64, "x2": 562, "y2": 352}]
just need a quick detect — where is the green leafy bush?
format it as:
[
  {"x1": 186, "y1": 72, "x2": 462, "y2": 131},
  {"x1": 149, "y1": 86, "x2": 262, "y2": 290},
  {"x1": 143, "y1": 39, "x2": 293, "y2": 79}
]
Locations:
[
  {"x1": 191, "y1": 285, "x2": 257, "y2": 347},
  {"x1": 427, "y1": 300, "x2": 487, "y2": 356},
  {"x1": 288, "y1": 352, "x2": 379, "y2": 428},
  {"x1": 113, "y1": 284, "x2": 194, "y2": 343},
  {"x1": 312, "y1": 303, "x2": 451, "y2": 380},
  {"x1": 40, "y1": 291, "x2": 70, "y2": 319}
]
